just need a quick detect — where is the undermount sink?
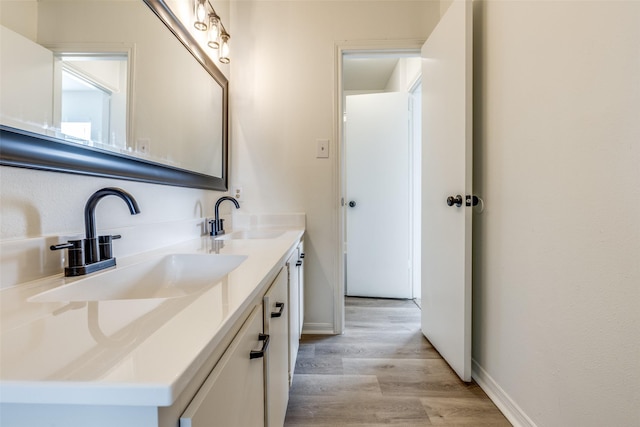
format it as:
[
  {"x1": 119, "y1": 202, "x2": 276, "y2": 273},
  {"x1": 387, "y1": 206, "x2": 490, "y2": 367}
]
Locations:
[
  {"x1": 28, "y1": 254, "x2": 247, "y2": 302},
  {"x1": 216, "y1": 229, "x2": 285, "y2": 240}
]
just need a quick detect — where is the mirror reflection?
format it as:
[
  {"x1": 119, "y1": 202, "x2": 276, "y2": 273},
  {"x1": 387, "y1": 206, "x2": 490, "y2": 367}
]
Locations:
[
  {"x1": 57, "y1": 53, "x2": 128, "y2": 148},
  {"x1": 0, "y1": 0, "x2": 226, "y2": 179}
]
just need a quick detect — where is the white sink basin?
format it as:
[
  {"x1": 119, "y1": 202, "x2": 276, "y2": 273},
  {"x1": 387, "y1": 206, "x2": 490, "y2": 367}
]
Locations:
[
  {"x1": 28, "y1": 254, "x2": 247, "y2": 302},
  {"x1": 216, "y1": 229, "x2": 285, "y2": 240}
]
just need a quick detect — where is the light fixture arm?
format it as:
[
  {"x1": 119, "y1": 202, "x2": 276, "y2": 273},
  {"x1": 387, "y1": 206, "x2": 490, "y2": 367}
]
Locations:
[{"x1": 209, "y1": 7, "x2": 228, "y2": 36}]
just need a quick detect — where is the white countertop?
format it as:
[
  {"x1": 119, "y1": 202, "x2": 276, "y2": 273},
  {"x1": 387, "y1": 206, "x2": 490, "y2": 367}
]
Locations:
[{"x1": 0, "y1": 228, "x2": 304, "y2": 407}]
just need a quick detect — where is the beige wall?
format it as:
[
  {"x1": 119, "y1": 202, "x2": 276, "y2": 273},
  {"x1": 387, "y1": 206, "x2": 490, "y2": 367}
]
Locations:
[
  {"x1": 229, "y1": 0, "x2": 440, "y2": 331},
  {"x1": 473, "y1": 0, "x2": 640, "y2": 425},
  {"x1": 0, "y1": 0, "x2": 38, "y2": 40}
]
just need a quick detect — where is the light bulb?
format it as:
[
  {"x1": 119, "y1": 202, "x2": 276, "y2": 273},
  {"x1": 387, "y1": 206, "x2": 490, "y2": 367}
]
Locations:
[
  {"x1": 219, "y1": 33, "x2": 230, "y2": 63},
  {"x1": 194, "y1": 0, "x2": 207, "y2": 31},
  {"x1": 208, "y1": 14, "x2": 220, "y2": 49}
]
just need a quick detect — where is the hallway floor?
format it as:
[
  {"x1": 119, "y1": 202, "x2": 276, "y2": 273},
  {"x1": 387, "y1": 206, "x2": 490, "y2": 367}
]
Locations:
[{"x1": 284, "y1": 297, "x2": 511, "y2": 426}]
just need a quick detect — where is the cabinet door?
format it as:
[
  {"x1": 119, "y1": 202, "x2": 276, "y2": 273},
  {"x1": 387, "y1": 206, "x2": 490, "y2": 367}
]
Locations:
[
  {"x1": 180, "y1": 305, "x2": 265, "y2": 427},
  {"x1": 264, "y1": 268, "x2": 289, "y2": 427},
  {"x1": 297, "y1": 241, "x2": 305, "y2": 338},
  {"x1": 286, "y1": 249, "x2": 300, "y2": 385}
]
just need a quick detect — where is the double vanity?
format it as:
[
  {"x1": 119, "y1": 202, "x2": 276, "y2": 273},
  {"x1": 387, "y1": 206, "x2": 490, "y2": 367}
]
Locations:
[{"x1": 0, "y1": 220, "x2": 305, "y2": 427}]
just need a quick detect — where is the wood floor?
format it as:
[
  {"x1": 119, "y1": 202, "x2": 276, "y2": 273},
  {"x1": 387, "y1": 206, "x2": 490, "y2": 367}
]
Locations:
[{"x1": 284, "y1": 297, "x2": 511, "y2": 426}]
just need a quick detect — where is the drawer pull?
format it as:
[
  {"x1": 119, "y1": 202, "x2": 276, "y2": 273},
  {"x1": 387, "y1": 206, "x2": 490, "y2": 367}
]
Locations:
[
  {"x1": 250, "y1": 333, "x2": 270, "y2": 359},
  {"x1": 271, "y1": 302, "x2": 285, "y2": 318}
]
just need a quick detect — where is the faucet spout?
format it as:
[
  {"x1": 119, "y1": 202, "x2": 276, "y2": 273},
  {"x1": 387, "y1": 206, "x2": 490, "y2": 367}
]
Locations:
[
  {"x1": 214, "y1": 196, "x2": 240, "y2": 222},
  {"x1": 211, "y1": 196, "x2": 240, "y2": 236},
  {"x1": 84, "y1": 187, "x2": 140, "y2": 263}
]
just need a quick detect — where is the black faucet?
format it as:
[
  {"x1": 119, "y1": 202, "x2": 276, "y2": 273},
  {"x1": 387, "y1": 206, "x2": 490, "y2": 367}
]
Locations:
[
  {"x1": 51, "y1": 187, "x2": 140, "y2": 277},
  {"x1": 210, "y1": 196, "x2": 240, "y2": 236}
]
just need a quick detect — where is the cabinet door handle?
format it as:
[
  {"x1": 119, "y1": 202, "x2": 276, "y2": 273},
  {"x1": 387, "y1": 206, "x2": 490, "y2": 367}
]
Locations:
[
  {"x1": 271, "y1": 302, "x2": 285, "y2": 318},
  {"x1": 300, "y1": 253, "x2": 305, "y2": 259},
  {"x1": 296, "y1": 260, "x2": 302, "y2": 267},
  {"x1": 250, "y1": 333, "x2": 270, "y2": 359}
]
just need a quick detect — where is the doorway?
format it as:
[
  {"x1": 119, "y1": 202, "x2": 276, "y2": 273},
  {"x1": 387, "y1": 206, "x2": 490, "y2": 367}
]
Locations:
[
  {"x1": 336, "y1": 1, "x2": 473, "y2": 381},
  {"x1": 337, "y1": 45, "x2": 422, "y2": 330}
]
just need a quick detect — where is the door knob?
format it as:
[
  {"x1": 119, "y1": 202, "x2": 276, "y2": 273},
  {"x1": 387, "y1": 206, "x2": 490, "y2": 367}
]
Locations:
[
  {"x1": 348, "y1": 201, "x2": 356, "y2": 208},
  {"x1": 446, "y1": 195, "x2": 463, "y2": 207}
]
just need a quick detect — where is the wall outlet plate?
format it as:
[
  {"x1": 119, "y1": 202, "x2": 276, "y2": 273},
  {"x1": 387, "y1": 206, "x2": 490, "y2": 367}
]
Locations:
[
  {"x1": 316, "y1": 139, "x2": 329, "y2": 158},
  {"x1": 233, "y1": 186, "x2": 243, "y2": 200},
  {"x1": 136, "y1": 138, "x2": 150, "y2": 154}
]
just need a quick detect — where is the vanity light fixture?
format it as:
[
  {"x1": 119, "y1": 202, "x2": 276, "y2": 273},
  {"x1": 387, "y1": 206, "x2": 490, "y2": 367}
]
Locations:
[
  {"x1": 193, "y1": 0, "x2": 208, "y2": 31},
  {"x1": 219, "y1": 33, "x2": 230, "y2": 64},
  {"x1": 193, "y1": 0, "x2": 231, "y2": 63}
]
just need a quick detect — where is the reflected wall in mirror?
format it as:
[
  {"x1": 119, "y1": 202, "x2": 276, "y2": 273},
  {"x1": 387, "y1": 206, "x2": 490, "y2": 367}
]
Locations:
[{"x1": 0, "y1": 0, "x2": 228, "y2": 190}]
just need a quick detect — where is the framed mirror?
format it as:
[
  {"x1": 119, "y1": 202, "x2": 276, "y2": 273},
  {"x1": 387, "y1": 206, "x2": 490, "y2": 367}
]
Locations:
[{"x1": 0, "y1": 0, "x2": 228, "y2": 191}]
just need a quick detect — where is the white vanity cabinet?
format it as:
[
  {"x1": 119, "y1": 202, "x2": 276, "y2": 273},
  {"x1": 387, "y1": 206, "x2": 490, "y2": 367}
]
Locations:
[
  {"x1": 179, "y1": 304, "x2": 266, "y2": 427},
  {"x1": 180, "y1": 260, "x2": 296, "y2": 427},
  {"x1": 286, "y1": 241, "x2": 305, "y2": 385},
  {"x1": 263, "y1": 267, "x2": 289, "y2": 427}
]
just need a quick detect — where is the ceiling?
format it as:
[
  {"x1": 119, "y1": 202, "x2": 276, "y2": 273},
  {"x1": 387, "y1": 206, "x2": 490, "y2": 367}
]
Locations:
[{"x1": 343, "y1": 57, "x2": 400, "y2": 92}]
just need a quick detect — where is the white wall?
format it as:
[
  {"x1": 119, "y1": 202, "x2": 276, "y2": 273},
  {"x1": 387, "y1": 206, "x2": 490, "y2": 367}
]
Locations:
[
  {"x1": 385, "y1": 57, "x2": 421, "y2": 92},
  {"x1": 229, "y1": 0, "x2": 440, "y2": 332},
  {"x1": 473, "y1": 1, "x2": 640, "y2": 426},
  {"x1": 0, "y1": 26, "x2": 54, "y2": 134}
]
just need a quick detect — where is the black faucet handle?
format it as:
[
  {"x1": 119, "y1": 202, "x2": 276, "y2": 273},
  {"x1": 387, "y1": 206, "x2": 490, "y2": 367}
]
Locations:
[
  {"x1": 50, "y1": 240, "x2": 85, "y2": 268},
  {"x1": 98, "y1": 235, "x2": 121, "y2": 260},
  {"x1": 50, "y1": 242, "x2": 74, "y2": 251}
]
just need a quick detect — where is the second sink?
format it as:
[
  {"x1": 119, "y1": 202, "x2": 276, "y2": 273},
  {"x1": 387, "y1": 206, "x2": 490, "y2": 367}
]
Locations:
[{"x1": 28, "y1": 254, "x2": 247, "y2": 302}]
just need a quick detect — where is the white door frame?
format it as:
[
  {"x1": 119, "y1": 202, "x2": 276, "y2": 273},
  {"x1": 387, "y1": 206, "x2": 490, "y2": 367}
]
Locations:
[{"x1": 334, "y1": 40, "x2": 424, "y2": 334}]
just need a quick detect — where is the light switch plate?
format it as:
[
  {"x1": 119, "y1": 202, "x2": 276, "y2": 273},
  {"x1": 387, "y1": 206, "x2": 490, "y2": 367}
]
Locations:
[{"x1": 316, "y1": 139, "x2": 329, "y2": 158}]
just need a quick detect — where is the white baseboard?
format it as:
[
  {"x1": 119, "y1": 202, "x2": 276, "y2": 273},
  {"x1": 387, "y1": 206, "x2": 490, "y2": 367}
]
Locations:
[
  {"x1": 301, "y1": 323, "x2": 335, "y2": 335},
  {"x1": 472, "y1": 359, "x2": 537, "y2": 427}
]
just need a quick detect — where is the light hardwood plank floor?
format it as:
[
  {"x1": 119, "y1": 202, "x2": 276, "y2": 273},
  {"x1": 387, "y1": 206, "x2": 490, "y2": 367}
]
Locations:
[{"x1": 284, "y1": 297, "x2": 511, "y2": 426}]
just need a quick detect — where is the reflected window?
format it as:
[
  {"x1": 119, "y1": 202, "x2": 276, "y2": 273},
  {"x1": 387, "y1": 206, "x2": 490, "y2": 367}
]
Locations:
[{"x1": 54, "y1": 53, "x2": 128, "y2": 149}]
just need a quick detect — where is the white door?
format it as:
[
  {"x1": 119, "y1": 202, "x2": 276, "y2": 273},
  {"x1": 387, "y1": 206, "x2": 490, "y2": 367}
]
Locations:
[
  {"x1": 421, "y1": 0, "x2": 473, "y2": 382},
  {"x1": 345, "y1": 92, "x2": 411, "y2": 299}
]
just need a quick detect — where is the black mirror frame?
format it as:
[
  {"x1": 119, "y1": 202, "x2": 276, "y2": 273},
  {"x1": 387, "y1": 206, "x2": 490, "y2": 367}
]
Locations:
[{"x1": 0, "y1": 0, "x2": 229, "y2": 191}]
